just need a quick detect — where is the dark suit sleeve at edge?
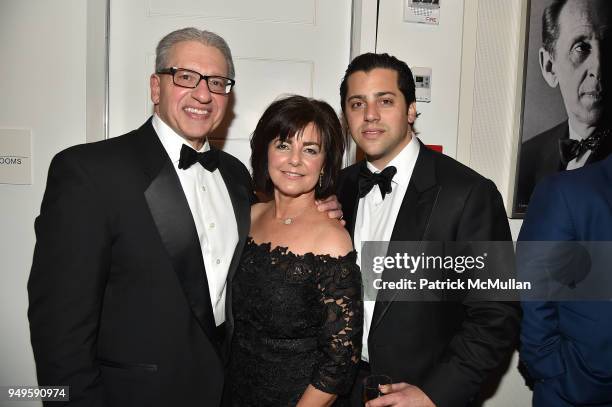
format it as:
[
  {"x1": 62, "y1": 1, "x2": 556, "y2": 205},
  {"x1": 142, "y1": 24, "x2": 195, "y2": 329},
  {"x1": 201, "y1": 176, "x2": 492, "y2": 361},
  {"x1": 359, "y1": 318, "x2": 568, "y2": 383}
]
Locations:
[
  {"x1": 518, "y1": 177, "x2": 571, "y2": 381},
  {"x1": 421, "y1": 179, "x2": 521, "y2": 407},
  {"x1": 28, "y1": 150, "x2": 110, "y2": 407}
]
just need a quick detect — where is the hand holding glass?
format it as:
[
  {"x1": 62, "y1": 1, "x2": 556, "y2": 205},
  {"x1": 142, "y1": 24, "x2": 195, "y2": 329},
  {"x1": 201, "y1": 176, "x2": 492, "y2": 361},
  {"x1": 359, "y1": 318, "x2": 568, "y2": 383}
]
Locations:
[{"x1": 363, "y1": 374, "x2": 392, "y2": 402}]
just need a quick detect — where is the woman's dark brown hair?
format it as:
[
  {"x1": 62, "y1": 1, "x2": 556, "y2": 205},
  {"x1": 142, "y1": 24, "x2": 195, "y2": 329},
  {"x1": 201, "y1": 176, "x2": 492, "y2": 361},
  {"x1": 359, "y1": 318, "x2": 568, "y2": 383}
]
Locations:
[{"x1": 251, "y1": 95, "x2": 345, "y2": 199}]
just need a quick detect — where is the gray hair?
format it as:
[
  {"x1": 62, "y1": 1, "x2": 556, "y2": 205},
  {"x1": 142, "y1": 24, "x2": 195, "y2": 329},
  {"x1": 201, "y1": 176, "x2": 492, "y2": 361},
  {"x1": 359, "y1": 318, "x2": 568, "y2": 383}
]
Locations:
[{"x1": 155, "y1": 27, "x2": 235, "y2": 79}]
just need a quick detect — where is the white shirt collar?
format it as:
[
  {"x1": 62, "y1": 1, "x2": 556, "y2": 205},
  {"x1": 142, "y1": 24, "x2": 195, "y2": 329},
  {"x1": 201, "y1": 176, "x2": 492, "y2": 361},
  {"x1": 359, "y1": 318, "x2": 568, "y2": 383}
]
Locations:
[
  {"x1": 152, "y1": 114, "x2": 210, "y2": 164},
  {"x1": 568, "y1": 119, "x2": 587, "y2": 142},
  {"x1": 365, "y1": 134, "x2": 420, "y2": 187}
]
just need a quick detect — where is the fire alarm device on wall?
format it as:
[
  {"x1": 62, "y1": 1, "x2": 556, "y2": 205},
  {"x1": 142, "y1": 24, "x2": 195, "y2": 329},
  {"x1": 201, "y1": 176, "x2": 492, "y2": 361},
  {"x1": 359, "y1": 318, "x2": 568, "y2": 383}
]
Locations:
[
  {"x1": 412, "y1": 67, "x2": 432, "y2": 103},
  {"x1": 404, "y1": 0, "x2": 440, "y2": 25}
]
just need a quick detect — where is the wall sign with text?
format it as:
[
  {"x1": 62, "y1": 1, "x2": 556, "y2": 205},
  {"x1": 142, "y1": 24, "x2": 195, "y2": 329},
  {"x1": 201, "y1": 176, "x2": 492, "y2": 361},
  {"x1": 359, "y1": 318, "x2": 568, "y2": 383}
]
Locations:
[
  {"x1": 403, "y1": 0, "x2": 440, "y2": 25},
  {"x1": 0, "y1": 129, "x2": 32, "y2": 185}
]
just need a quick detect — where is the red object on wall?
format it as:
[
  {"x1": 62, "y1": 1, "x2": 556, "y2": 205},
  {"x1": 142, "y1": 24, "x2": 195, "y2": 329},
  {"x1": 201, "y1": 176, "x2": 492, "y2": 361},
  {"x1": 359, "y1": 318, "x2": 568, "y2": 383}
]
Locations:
[{"x1": 426, "y1": 144, "x2": 443, "y2": 153}]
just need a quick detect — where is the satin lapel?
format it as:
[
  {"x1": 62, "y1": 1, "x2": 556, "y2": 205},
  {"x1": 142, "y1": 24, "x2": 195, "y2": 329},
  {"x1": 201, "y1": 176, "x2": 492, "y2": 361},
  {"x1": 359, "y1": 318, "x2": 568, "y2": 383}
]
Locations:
[
  {"x1": 141, "y1": 123, "x2": 217, "y2": 343},
  {"x1": 371, "y1": 143, "x2": 440, "y2": 331}
]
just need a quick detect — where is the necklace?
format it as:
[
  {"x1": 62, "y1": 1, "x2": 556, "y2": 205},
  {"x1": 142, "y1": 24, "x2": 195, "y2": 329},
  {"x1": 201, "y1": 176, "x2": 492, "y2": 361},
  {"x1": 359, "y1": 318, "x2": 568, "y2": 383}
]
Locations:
[{"x1": 274, "y1": 205, "x2": 310, "y2": 225}]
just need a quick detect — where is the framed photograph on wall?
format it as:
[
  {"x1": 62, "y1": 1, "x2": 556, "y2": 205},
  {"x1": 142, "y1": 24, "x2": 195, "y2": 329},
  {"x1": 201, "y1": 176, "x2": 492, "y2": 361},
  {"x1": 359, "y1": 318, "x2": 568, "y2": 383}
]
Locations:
[{"x1": 512, "y1": 0, "x2": 611, "y2": 217}]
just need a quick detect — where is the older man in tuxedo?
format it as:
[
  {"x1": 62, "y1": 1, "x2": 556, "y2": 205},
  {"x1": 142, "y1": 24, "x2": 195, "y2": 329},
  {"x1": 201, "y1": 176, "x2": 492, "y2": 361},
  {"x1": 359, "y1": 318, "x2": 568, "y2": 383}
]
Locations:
[
  {"x1": 519, "y1": 155, "x2": 612, "y2": 406},
  {"x1": 517, "y1": 0, "x2": 611, "y2": 211},
  {"x1": 28, "y1": 28, "x2": 252, "y2": 406}
]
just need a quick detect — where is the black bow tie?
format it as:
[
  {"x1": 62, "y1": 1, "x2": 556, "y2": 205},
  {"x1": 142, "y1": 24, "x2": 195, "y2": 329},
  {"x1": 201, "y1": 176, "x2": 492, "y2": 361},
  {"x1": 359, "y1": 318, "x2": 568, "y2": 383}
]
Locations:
[
  {"x1": 178, "y1": 144, "x2": 219, "y2": 172},
  {"x1": 358, "y1": 165, "x2": 397, "y2": 199},
  {"x1": 559, "y1": 129, "x2": 610, "y2": 166}
]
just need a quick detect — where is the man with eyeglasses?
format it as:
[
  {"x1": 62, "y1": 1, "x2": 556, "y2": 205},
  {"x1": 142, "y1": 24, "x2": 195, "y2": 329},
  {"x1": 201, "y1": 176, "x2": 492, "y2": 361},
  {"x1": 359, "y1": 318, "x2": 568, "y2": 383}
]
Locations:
[
  {"x1": 27, "y1": 27, "x2": 340, "y2": 407},
  {"x1": 27, "y1": 27, "x2": 244, "y2": 407}
]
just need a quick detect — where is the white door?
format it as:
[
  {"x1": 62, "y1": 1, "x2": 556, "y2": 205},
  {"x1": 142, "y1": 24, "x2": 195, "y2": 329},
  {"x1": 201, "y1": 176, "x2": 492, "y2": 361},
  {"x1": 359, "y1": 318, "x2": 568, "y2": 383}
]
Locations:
[{"x1": 109, "y1": 0, "x2": 352, "y2": 166}]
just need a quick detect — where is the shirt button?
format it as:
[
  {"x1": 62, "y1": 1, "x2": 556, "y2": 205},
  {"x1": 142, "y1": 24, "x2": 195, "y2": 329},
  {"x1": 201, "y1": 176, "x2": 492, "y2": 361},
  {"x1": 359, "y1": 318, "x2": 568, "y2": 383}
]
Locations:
[
  {"x1": 201, "y1": 185, "x2": 206, "y2": 192},
  {"x1": 216, "y1": 259, "x2": 221, "y2": 265},
  {"x1": 209, "y1": 222, "x2": 215, "y2": 229}
]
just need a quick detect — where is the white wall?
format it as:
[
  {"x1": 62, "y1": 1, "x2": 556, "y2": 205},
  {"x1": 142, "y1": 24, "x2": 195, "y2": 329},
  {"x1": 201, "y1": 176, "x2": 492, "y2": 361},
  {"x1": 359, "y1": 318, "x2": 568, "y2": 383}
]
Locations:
[
  {"x1": 459, "y1": 0, "x2": 528, "y2": 216},
  {"x1": 376, "y1": 0, "x2": 466, "y2": 159},
  {"x1": 0, "y1": 1, "x2": 88, "y2": 404}
]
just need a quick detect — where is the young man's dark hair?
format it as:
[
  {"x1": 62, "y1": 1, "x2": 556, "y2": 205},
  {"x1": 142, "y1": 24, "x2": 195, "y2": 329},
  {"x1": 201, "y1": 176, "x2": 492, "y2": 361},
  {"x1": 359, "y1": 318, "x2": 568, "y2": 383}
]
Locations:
[{"x1": 339, "y1": 52, "x2": 416, "y2": 114}]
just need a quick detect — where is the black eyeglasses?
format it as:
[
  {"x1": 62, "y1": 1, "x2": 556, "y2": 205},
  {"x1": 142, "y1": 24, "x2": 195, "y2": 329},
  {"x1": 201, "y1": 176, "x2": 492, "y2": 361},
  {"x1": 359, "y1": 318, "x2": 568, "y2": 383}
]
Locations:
[{"x1": 157, "y1": 67, "x2": 235, "y2": 94}]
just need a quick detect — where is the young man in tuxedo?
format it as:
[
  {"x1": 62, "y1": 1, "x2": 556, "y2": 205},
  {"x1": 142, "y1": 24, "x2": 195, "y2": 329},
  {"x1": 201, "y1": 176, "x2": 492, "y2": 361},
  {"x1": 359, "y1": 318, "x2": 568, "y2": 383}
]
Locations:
[
  {"x1": 517, "y1": 0, "x2": 611, "y2": 211},
  {"x1": 519, "y1": 155, "x2": 612, "y2": 406},
  {"x1": 336, "y1": 53, "x2": 520, "y2": 407},
  {"x1": 27, "y1": 27, "x2": 340, "y2": 406}
]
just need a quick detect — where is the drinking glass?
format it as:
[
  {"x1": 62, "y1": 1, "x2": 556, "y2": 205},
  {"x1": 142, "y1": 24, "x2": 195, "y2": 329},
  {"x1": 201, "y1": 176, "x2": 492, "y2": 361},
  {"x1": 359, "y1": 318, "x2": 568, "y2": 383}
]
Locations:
[{"x1": 363, "y1": 374, "x2": 392, "y2": 402}]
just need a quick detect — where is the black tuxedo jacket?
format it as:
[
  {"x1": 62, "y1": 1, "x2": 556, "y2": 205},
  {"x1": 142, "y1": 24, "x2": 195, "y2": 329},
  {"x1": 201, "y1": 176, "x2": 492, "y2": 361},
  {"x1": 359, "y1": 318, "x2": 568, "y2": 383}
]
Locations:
[
  {"x1": 28, "y1": 119, "x2": 253, "y2": 406},
  {"x1": 516, "y1": 121, "x2": 612, "y2": 213},
  {"x1": 337, "y1": 142, "x2": 520, "y2": 407}
]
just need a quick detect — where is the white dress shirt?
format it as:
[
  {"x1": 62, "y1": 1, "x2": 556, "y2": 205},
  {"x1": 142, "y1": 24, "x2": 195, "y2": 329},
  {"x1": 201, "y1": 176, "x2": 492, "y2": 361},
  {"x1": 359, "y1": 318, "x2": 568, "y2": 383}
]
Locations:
[
  {"x1": 153, "y1": 114, "x2": 238, "y2": 326},
  {"x1": 354, "y1": 136, "x2": 420, "y2": 361},
  {"x1": 566, "y1": 119, "x2": 593, "y2": 170}
]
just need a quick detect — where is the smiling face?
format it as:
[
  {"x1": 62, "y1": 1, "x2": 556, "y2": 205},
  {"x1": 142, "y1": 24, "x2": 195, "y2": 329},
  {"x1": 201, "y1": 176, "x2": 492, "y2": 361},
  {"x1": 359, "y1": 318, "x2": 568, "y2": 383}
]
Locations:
[
  {"x1": 540, "y1": 0, "x2": 610, "y2": 131},
  {"x1": 344, "y1": 68, "x2": 417, "y2": 169},
  {"x1": 267, "y1": 123, "x2": 325, "y2": 199},
  {"x1": 150, "y1": 40, "x2": 230, "y2": 149}
]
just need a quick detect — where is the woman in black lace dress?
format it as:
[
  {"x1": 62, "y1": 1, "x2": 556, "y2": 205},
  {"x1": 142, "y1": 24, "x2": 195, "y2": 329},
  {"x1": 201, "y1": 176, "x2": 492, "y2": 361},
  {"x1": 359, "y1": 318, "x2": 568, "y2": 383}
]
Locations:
[{"x1": 229, "y1": 95, "x2": 363, "y2": 406}]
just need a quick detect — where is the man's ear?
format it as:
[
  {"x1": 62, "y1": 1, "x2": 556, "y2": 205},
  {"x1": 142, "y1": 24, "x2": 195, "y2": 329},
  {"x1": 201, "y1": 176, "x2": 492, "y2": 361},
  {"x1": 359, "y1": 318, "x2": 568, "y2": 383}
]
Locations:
[
  {"x1": 539, "y1": 47, "x2": 559, "y2": 88},
  {"x1": 407, "y1": 101, "x2": 417, "y2": 124},
  {"x1": 150, "y1": 74, "x2": 161, "y2": 104}
]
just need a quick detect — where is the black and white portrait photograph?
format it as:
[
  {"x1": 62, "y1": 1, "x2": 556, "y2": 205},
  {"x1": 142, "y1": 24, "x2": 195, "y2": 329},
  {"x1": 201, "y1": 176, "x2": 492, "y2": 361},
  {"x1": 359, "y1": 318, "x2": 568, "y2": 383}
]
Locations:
[{"x1": 514, "y1": 0, "x2": 611, "y2": 216}]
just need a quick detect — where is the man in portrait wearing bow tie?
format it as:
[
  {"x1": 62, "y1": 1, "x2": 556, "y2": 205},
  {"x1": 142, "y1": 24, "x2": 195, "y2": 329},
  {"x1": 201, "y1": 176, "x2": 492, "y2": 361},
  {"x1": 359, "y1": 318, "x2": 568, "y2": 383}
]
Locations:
[
  {"x1": 336, "y1": 53, "x2": 520, "y2": 407},
  {"x1": 516, "y1": 0, "x2": 611, "y2": 213}
]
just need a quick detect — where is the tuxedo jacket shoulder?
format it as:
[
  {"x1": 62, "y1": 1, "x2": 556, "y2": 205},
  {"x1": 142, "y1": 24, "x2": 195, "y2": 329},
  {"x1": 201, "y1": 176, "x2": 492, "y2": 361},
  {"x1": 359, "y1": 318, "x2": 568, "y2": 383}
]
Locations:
[
  {"x1": 50, "y1": 121, "x2": 252, "y2": 196},
  {"x1": 28, "y1": 119, "x2": 252, "y2": 407},
  {"x1": 521, "y1": 155, "x2": 612, "y2": 241},
  {"x1": 338, "y1": 142, "x2": 511, "y2": 242}
]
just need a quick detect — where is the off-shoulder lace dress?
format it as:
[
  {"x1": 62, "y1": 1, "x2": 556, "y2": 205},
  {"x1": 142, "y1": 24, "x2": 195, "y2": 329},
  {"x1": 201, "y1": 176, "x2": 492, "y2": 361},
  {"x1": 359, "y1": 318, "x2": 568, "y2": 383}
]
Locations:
[{"x1": 228, "y1": 238, "x2": 363, "y2": 406}]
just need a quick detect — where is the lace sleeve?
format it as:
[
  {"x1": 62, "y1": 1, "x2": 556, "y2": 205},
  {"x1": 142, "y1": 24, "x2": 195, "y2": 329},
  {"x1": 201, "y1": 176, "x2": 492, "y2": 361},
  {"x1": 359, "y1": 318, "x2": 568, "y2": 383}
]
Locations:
[{"x1": 311, "y1": 251, "x2": 363, "y2": 396}]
